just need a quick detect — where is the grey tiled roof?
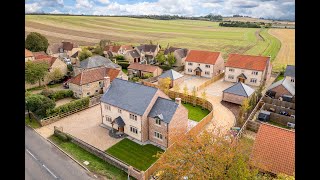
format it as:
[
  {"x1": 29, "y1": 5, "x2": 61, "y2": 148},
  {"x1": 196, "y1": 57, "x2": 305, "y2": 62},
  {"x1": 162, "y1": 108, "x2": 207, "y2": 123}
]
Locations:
[
  {"x1": 148, "y1": 97, "x2": 179, "y2": 123},
  {"x1": 284, "y1": 65, "x2": 295, "y2": 77},
  {"x1": 136, "y1": 44, "x2": 158, "y2": 53},
  {"x1": 128, "y1": 49, "x2": 140, "y2": 58},
  {"x1": 101, "y1": 78, "x2": 158, "y2": 115},
  {"x1": 80, "y1": 55, "x2": 120, "y2": 69},
  {"x1": 175, "y1": 48, "x2": 188, "y2": 59},
  {"x1": 164, "y1": 47, "x2": 180, "y2": 55},
  {"x1": 114, "y1": 116, "x2": 125, "y2": 127},
  {"x1": 223, "y1": 82, "x2": 255, "y2": 97},
  {"x1": 159, "y1": 69, "x2": 183, "y2": 80},
  {"x1": 267, "y1": 78, "x2": 295, "y2": 95}
]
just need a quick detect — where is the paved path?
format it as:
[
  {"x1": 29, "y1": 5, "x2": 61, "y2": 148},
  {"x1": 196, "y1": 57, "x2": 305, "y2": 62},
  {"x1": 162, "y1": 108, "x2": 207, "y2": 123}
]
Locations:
[{"x1": 25, "y1": 126, "x2": 94, "y2": 180}]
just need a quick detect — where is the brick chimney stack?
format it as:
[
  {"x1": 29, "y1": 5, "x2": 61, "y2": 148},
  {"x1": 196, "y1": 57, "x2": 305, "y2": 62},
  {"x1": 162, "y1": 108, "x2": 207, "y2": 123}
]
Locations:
[
  {"x1": 175, "y1": 98, "x2": 181, "y2": 105},
  {"x1": 103, "y1": 76, "x2": 110, "y2": 93}
]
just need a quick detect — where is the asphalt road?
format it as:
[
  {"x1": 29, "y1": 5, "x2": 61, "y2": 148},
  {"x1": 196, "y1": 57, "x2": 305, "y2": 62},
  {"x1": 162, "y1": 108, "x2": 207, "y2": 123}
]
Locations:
[{"x1": 25, "y1": 126, "x2": 95, "y2": 180}]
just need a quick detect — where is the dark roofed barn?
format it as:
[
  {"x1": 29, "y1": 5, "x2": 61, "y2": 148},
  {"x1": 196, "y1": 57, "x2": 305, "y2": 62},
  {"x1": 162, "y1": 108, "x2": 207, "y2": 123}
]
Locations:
[{"x1": 222, "y1": 82, "x2": 255, "y2": 105}]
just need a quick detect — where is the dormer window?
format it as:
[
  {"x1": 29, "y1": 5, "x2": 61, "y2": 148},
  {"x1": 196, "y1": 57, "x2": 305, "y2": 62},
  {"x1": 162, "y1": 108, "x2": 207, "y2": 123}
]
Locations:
[{"x1": 156, "y1": 118, "x2": 161, "y2": 125}]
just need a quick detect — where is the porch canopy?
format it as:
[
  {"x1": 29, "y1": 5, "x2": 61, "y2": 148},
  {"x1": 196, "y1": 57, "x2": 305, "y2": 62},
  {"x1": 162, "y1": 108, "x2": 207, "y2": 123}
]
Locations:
[
  {"x1": 237, "y1": 73, "x2": 247, "y2": 79},
  {"x1": 113, "y1": 116, "x2": 126, "y2": 127},
  {"x1": 194, "y1": 67, "x2": 202, "y2": 72}
]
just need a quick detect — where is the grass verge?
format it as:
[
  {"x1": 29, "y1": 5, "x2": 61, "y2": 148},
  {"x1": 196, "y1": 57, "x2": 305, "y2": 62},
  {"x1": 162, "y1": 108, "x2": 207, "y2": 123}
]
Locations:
[
  {"x1": 122, "y1": 68, "x2": 128, "y2": 75},
  {"x1": 182, "y1": 102, "x2": 210, "y2": 122},
  {"x1": 26, "y1": 83, "x2": 62, "y2": 91},
  {"x1": 275, "y1": 74, "x2": 284, "y2": 82},
  {"x1": 49, "y1": 135, "x2": 132, "y2": 180},
  {"x1": 106, "y1": 138, "x2": 164, "y2": 171},
  {"x1": 25, "y1": 117, "x2": 41, "y2": 129}
]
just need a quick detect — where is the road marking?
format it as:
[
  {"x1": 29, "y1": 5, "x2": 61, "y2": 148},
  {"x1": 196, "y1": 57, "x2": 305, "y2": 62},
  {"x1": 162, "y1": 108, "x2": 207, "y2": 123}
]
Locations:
[
  {"x1": 26, "y1": 148, "x2": 38, "y2": 161},
  {"x1": 43, "y1": 164, "x2": 58, "y2": 179}
]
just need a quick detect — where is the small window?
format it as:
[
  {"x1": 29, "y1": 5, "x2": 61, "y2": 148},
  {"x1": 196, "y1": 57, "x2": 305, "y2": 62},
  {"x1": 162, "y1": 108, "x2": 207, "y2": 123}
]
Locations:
[
  {"x1": 250, "y1": 78, "x2": 257, "y2": 83},
  {"x1": 105, "y1": 116, "x2": 112, "y2": 123},
  {"x1": 188, "y1": 62, "x2": 193, "y2": 65},
  {"x1": 205, "y1": 71, "x2": 210, "y2": 75},
  {"x1": 99, "y1": 82, "x2": 102, "y2": 85},
  {"x1": 130, "y1": 126, "x2": 138, "y2": 134},
  {"x1": 104, "y1": 104, "x2": 111, "y2": 111},
  {"x1": 205, "y1": 65, "x2": 210, "y2": 68},
  {"x1": 228, "y1": 75, "x2": 234, "y2": 79},
  {"x1": 118, "y1": 109, "x2": 122, "y2": 114},
  {"x1": 291, "y1": 78, "x2": 295, "y2": 82},
  {"x1": 154, "y1": 131, "x2": 163, "y2": 140},
  {"x1": 252, "y1": 71, "x2": 258, "y2": 75},
  {"x1": 229, "y1": 68, "x2": 234, "y2": 72},
  {"x1": 188, "y1": 69, "x2": 192, "y2": 72},
  {"x1": 130, "y1": 114, "x2": 137, "y2": 121},
  {"x1": 156, "y1": 118, "x2": 161, "y2": 125}
]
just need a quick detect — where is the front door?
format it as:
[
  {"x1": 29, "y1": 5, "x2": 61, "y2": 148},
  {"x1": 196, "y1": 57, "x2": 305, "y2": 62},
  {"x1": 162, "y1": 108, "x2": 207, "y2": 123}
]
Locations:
[
  {"x1": 196, "y1": 71, "x2": 201, "y2": 76},
  {"x1": 118, "y1": 127, "x2": 124, "y2": 133},
  {"x1": 238, "y1": 78, "x2": 245, "y2": 83}
]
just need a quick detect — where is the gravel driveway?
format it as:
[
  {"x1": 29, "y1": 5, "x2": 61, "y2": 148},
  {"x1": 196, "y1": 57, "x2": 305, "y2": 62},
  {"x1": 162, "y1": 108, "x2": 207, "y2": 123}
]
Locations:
[{"x1": 36, "y1": 105, "x2": 121, "y2": 151}]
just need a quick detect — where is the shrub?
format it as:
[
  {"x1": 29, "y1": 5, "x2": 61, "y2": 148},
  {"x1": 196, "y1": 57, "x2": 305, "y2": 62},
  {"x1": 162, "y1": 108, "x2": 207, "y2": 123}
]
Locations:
[
  {"x1": 49, "y1": 90, "x2": 74, "y2": 101},
  {"x1": 159, "y1": 65, "x2": 171, "y2": 71},
  {"x1": 67, "y1": 64, "x2": 73, "y2": 72},
  {"x1": 118, "y1": 61, "x2": 130, "y2": 69},
  {"x1": 46, "y1": 97, "x2": 89, "y2": 117},
  {"x1": 131, "y1": 77, "x2": 140, "y2": 82},
  {"x1": 26, "y1": 94, "x2": 56, "y2": 118},
  {"x1": 115, "y1": 55, "x2": 125, "y2": 61},
  {"x1": 142, "y1": 73, "x2": 153, "y2": 79},
  {"x1": 41, "y1": 89, "x2": 55, "y2": 97}
]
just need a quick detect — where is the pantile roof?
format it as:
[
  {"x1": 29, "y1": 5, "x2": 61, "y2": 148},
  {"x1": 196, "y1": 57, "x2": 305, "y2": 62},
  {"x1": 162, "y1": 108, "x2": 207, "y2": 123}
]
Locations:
[
  {"x1": 128, "y1": 63, "x2": 160, "y2": 73},
  {"x1": 104, "y1": 45, "x2": 121, "y2": 53},
  {"x1": 25, "y1": 49, "x2": 33, "y2": 57},
  {"x1": 185, "y1": 50, "x2": 221, "y2": 65},
  {"x1": 225, "y1": 54, "x2": 270, "y2": 71},
  {"x1": 33, "y1": 51, "x2": 48, "y2": 59},
  {"x1": 251, "y1": 123, "x2": 295, "y2": 176},
  {"x1": 34, "y1": 57, "x2": 57, "y2": 67}
]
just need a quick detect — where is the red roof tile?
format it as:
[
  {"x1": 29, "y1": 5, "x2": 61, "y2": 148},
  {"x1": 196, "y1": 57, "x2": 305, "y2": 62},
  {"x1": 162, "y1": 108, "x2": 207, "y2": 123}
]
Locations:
[
  {"x1": 127, "y1": 63, "x2": 159, "y2": 73},
  {"x1": 120, "y1": 45, "x2": 133, "y2": 51},
  {"x1": 251, "y1": 123, "x2": 295, "y2": 176},
  {"x1": 185, "y1": 50, "x2": 221, "y2": 65},
  {"x1": 62, "y1": 42, "x2": 74, "y2": 51},
  {"x1": 34, "y1": 56, "x2": 57, "y2": 67},
  {"x1": 25, "y1": 49, "x2": 33, "y2": 57},
  {"x1": 225, "y1": 54, "x2": 270, "y2": 71},
  {"x1": 104, "y1": 45, "x2": 121, "y2": 53},
  {"x1": 69, "y1": 67, "x2": 120, "y2": 85}
]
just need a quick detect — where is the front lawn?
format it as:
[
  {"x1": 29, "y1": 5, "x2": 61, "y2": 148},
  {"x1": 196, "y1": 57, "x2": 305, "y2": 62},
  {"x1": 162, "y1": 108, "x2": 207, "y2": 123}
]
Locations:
[
  {"x1": 49, "y1": 135, "x2": 132, "y2": 180},
  {"x1": 106, "y1": 138, "x2": 164, "y2": 171},
  {"x1": 182, "y1": 102, "x2": 210, "y2": 122},
  {"x1": 122, "y1": 68, "x2": 128, "y2": 75},
  {"x1": 25, "y1": 117, "x2": 41, "y2": 129}
]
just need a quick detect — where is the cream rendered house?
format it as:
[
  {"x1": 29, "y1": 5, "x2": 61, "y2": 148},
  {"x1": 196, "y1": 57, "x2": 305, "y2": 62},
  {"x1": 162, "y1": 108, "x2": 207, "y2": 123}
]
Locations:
[
  {"x1": 224, "y1": 54, "x2": 272, "y2": 87},
  {"x1": 184, "y1": 50, "x2": 225, "y2": 78}
]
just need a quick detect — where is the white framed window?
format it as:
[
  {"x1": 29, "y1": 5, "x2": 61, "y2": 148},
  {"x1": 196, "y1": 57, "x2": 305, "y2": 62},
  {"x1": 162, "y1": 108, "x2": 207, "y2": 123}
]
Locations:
[
  {"x1": 229, "y1": 68, "x2": 234, "y2": 72},
  {"x1": 118, "y1": 109, "x2": 122, "y2": 114},
  {"x1": 228, "y1": 75, "x2": 234, "y2": 79},
  {"x1": 188, "y1": 69, "x2": 192, "y2": 72},
  {"x1": 95, "y1": 90, "x2": 98, "y2": 93},
  {"x1": 99, "y1": 81, "x2": 102, "y2": 85},
  {"x1": 188, "y1": 62, "x2": 193, "y2": 65},
  {"x1": 154, "y1": 131, "x2": 163, "y2": 140},
  {"x1": 130, "y1": 114, "x2": 137, "y2": 121},
  {"x1": 130, "y1": 126, "x2": 138, "y2": 134},
  {"x1": 156, "y1": 118, "x2": 161, "y2": 125},
  {"x1": 104, "y1": 104, "x2": 111, "y2": 111},
  {"x1": 250, "y1": 78, "x2": 257, "y2": 83},
  {"x1": 291, "y1": 78, "x2": 295, "y2": 82},
  {"x1": 205, "y1": 65, "x2": 210, "y2": 68},
  {"x1": 205, "y1": 71, "x2": 210, "y2": 75},
  {"x1": 105, "y1": 116, "x2": 112, "y2": 123},
  {"x1": 252, "y1": 71, "x2": 258, "y2": 75}
]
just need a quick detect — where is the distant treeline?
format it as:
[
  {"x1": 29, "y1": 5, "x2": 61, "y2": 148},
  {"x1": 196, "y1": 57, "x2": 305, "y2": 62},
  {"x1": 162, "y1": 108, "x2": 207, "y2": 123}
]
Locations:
[{"x1": 219, "y1": 21, "x2": 268, "y2": 28}]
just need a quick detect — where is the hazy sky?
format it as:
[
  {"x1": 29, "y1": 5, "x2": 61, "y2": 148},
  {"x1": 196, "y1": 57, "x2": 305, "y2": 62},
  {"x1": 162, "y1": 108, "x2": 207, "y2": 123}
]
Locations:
[{"x1": 25, "y1": 0, "x2": 295, "y2": 20}]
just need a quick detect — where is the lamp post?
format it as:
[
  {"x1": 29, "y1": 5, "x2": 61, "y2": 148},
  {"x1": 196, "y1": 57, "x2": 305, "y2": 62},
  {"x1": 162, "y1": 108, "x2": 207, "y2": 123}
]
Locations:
[{"x1": 26, "y1": 100, "x2": 31, "y2": 122}]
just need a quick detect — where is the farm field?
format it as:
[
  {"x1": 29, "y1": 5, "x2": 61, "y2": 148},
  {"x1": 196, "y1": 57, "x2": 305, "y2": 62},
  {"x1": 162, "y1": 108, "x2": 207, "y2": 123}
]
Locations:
[
  {"x1": 268, "y1": 29, "x2": 295, "y2": 69},
  {"x1": 25, "y1": 15, "x2": 280, "y2": 60}
]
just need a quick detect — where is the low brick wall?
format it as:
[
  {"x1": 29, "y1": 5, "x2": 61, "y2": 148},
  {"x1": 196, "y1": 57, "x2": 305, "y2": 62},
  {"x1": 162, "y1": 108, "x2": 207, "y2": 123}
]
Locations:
[{"x1": 54, "y1": 129, "x2": 144, "y2": 180}]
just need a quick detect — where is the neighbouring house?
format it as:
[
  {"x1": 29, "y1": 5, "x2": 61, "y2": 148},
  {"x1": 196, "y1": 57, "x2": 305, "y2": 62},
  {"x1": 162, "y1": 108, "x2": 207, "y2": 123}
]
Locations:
[
  {"x1": 163, "y1": 46, "x2": 188, "y2": 67},
  {"x1": 47, "y1": 41, "x2": 82, "y2": 58},
  {"x1": 158, "y1": 69, "x2": 184, "y2": 88},
  {"x1": 135, "y1": 44, "x2": 161, "y2": 64},
  {"x1": 284, "y1": 65, "x2": 295, "y2": 86},
  {"x1": 222, "y1": 82, "x2": 255, "y2": 105},
  {"x1": 100, "y1": 78, "x2": 188, "y2": 148},
  {"x1": 266, "y1": 78, "x2": 295, "y2": 99},
  {"x1": 184, "y1": 50, "x2": 225, "y2": 78},
  {"x1": 250, "y1": 123, "x2": 295, "y2": 176},
  {"x1": 25, "y1": 49, "x2": 34, "y2": 62},
  {"x1": 104, "y1": 45, "x2": 134, "y2": 58},
  {"x1": 70, "y1": 51, "x2": 79, "y2": 65},
  {"x1": 26, "y1": 55, "x2": 68, "y2": 89},
  {"x1": 124, "y1": 49, "x2": 141, "y2": 63},
  {"x1": 73, "y1": 55, "x2": 122, "y2": 76},
  {"x1": 224, "y1": 54, "x2": 272, "y2": 87},
  {"x1": 68, "y1": 67, "x2": 123, "y2": 98},
  {"x1": 128, "y1": 63, "x2": 163, "y2": 78},
  {"x1": 32, "y1": 51, "x2": 47, "y2": 59}
]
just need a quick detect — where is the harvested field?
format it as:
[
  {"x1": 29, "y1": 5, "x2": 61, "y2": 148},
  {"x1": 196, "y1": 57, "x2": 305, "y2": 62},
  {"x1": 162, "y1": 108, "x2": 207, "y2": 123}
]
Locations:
[
  {"x1": 268, "y1": 29, "x2": 295, "y2": 68},
  {"x1": 25, "y1": 15, "x2": 281, "y2": 60}
]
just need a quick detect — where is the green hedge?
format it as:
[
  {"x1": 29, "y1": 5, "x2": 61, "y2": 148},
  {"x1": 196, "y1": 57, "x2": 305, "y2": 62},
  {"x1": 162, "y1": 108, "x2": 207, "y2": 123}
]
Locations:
[
  {"x1": 117, "y1": 61, "x2": 130, "y2": 69},
  {"x1": 159, "y1": 65, "x2": 171, "y2": 71},
  {"x1": 41, "y1": 89, "x2": 74, "y2": 101},
  {"x1": 46, "y1": 97, "x2": 89, "y2": 117}
]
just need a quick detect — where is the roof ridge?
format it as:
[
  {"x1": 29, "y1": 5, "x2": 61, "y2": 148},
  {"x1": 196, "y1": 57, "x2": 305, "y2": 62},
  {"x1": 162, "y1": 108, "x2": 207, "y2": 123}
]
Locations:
[
  {"x1": 239, "y1": 82, "x2": 248, "y2": 97},
  {"x1": 223, "y1": 82, "x2": 239, "y2": 92}
]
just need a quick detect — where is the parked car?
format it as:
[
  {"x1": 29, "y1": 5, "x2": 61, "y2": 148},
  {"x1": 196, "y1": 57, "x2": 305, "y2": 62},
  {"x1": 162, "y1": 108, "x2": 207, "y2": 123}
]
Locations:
[{"x1": 279, "y1": 111, "x2": 289, "y2": 116}]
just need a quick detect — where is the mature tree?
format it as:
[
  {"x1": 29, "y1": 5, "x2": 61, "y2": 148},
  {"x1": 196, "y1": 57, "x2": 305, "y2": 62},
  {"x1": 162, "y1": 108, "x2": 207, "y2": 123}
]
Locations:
[
  {"x1": 25, "y1": 32, "x2": 49, "y2": 52},
  {"x1": 158, "y1": 77, "x2": 171, "y2": 95},
  {"x1": 275, "y1": 173, "x2": 295, "y2": 180},
  {"x1": 25, "y1": 61, "x2": 49, "y2": 87},
  {"x1": 79, "y1": 49, "x2": 92, "y2": 61},
  {"x1": 238, "y1": 98, "x2": 252, "y2": 126},
  {"x1": 156, "y1": 51, "x2": 166, "y2": 64},
  {"x1": 183, "y1": 85, "x2": 189, "y2": 103},
  {"x1": 256, "y1": 84, "x2": 265, "y2": 100},
  {"x1": 154, "y1": 130, "x2": 258, "y2": 179},
  {"x1": 201, "y1": 90, "x2": 207, "y2": 109},
  {"x1": 99, "y1": 39, "x2": 111, "y2": 49},
  {"x1": 93, "y1": 46, "x2": 104, "y2": 56},
  {"x1": 26, "y1": 94, "x2": 55, "y2": 118},
  {"x1": 249, "y1": 93, "x2": 257, "y2": 108},
  {"x1": 191, "y1": 86, "x2": 197, "y2": 107},
  {"x1": 167, "y1": 52, "x2": 176, "y2": 67},
  {"x1": 48, "y1": 68, "x2": 64, "y2": 82}
]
